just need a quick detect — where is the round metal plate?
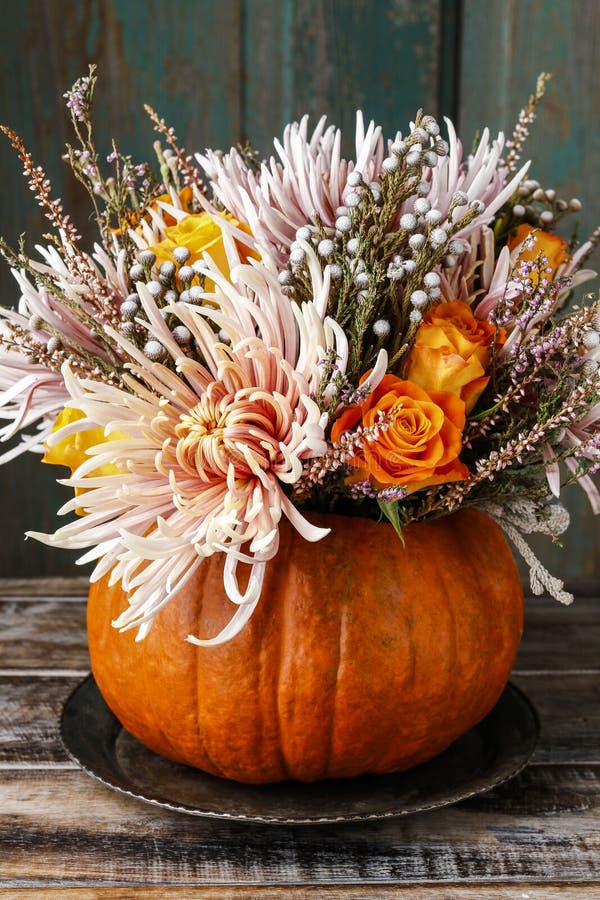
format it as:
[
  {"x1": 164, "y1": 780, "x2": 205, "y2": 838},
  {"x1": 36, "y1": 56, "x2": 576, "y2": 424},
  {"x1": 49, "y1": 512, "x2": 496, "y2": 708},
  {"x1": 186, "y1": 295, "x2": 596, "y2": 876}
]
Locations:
[{"x1": 61, "y1": 675, "x2": 538, "y2": 824}]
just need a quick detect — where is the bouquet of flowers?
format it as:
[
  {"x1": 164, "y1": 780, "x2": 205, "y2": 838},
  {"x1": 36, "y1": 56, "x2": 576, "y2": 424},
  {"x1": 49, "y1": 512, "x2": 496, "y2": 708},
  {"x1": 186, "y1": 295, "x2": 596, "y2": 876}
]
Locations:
[{"x1": 1, "y1": 69, "x2": 598, "y2": 647}]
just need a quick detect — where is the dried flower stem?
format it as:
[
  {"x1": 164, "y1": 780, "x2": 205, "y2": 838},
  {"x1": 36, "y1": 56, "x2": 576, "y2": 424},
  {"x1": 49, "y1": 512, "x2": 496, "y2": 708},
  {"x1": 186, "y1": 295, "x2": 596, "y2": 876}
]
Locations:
[
  {"x1": 144, "y1": 105, "x2": 202, "y2": 187},
  {"x1": 505, "y1": 72, "x2": 552, "y2": 173}
]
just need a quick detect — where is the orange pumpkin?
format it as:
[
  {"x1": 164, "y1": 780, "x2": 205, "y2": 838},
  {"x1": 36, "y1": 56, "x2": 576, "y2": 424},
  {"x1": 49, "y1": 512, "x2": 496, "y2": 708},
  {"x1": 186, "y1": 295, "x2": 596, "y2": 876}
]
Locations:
[{"x1": 87, "y1": 509, "x2": 524, "y2": 784}]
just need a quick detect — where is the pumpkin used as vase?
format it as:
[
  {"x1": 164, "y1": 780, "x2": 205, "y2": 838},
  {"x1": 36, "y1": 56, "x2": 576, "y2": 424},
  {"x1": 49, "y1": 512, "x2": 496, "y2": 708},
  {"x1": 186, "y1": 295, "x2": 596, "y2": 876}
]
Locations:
[{"x1": 87, "y1": 508, "x2": 524, "y2": 784}]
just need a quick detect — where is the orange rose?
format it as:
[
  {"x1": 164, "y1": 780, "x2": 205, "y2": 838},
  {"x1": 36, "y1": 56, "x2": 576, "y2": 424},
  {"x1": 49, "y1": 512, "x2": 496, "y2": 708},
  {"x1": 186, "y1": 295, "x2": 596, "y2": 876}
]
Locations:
[
  {"x1": 508, "y1": 223, "x2": 570, "y2": 280},
  {"x1": 331, "y1": 375, "x2": 468, "y2": 493},
  {"x1": 405, "y1": 301, "x2": 506, "y2": 413}
]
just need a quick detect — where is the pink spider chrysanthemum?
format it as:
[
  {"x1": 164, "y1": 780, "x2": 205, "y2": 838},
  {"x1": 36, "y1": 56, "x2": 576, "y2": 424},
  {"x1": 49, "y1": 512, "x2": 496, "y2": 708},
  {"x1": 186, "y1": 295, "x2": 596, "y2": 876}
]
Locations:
[
  {"x1": 196, "y1": 112, "x2": 528, "y2": 263},
  {"x1": 0, "y1": 351, "x2": 67, "y2": 462},
  {"x1": 0, "y1": 242, "x2": 128, "y2": 461},
  {"x1": 29, "y1": 241, "x2": 382, "y2": 645}
]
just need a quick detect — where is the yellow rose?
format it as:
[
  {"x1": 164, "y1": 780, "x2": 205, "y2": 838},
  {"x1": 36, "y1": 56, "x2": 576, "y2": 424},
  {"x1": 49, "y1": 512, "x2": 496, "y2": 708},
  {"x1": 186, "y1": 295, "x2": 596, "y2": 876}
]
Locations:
[
  {"x1": 43, "y1": 407, "x2": 128, "y2": 514},
  {"x1": 405, "y1": 301, "x2": 506, "y2": 413},
  {"x1": 331, "y1": 375, "x2": 468, "y2": 493},
  {"x1": 149, "y1": 212, "x2": 256, "y2": 288},
  {"x1": 151, "y1": 185, "x2": 194, "y2": 227},
  {"x1": 111, "y1": 186, "x2": 195, "y2": 237}
]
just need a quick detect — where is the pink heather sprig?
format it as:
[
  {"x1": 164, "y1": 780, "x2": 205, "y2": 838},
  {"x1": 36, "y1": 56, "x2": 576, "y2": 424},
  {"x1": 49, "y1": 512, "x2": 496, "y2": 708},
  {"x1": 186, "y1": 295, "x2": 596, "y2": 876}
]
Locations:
[
  {"x1": 504, "y1": 73, "x2": 552, "y2": 173},
  {"x1": 347, "y1": 480, "x2": 378, "y2": 499},
  {"x1": 338, "y1": 380, "x2": 372, "y2": 408},
  {"x1": 513, "y1": 265, "x2": 569, "y2": 335},
  {"x1": 375, "y1": 485, "x2": 409, "y2": 502},
  {"x1": 293, "y1": 410, "x2": 393, "y2": 499},
  {"x1": 422, "y1": 380, "x2": 597, "y2": 520},
  {"x1": 493, "y1": 257, "x2": 568, "y2": 336},
  {"x1": 0, "y1": 120, "x2": 119, "y2": 319},
  {"x1": 347, "y1": 481, "x2": 408, "y2": 502},
  {"x1": 314, "y1": 357, "x2": 378, "y2": 416},
  {"x1": 0, "y1": 126, "x2": 80, "y2": 246},
  {"x1": 506, "y1": 301, "x2": 599, "y2": 385},
  {"x1": 465, "y1": 303, "x2": 600, "y2": 439},
  {"x1": 566, "y1": 430, "x2": 600, "y2": 467},
  {"x1": 64, "y1": 72, "x2": 94, "y2": 123},
  {"x1": 144, "y1": 104, "x2": 202, "y2": 187}
]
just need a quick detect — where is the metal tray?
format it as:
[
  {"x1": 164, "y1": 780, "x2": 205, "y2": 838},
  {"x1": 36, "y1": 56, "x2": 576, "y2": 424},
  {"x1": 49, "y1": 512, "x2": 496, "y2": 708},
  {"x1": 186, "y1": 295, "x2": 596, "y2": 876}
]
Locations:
[{"x1": 61, "y1": 675, "x2": 538, "y2": 825}]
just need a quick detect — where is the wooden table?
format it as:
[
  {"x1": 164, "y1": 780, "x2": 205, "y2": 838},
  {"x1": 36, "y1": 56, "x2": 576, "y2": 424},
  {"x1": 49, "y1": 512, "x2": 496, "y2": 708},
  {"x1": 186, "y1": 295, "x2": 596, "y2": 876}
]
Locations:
[{"x1": 1, "y1": 578, "x2": 599, "y2": 898}]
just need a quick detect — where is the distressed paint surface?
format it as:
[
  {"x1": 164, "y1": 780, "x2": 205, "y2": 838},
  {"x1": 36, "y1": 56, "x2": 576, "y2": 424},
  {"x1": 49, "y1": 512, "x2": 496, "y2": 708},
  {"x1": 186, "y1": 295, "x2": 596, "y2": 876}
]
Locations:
[
  {"x1": 243, "y1": 0, "x2": 450, "y2": 156},
  {"x1": 0, "y1": 0, "x2": 597, "y2": 579}
]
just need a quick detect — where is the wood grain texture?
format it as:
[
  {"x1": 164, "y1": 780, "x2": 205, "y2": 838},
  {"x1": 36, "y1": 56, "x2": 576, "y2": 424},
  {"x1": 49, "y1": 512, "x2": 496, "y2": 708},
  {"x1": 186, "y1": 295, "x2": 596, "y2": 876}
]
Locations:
[
  {"x1": 0, "y1": 886, "x2": 598, "y2": 899},
  {"x1": 0, "y1": 582, "x2": 599, "y2": 887},
  {"x1": 0, "y1": 577, "x2": 88, "y2": 597},
  {"x1": 0, "y1": 676, "x2": 80, "y2": 765},
  {"x1": 511, "y1": 673, "x2": 600, "y2": 764},
  {"x1": 460, "y1": 0, "x2": 600, "y2": 238},
  {"x1": 0, "y1": 600, "x2": 89, "y2": 669},
  {"x1": 1, "y1": 766, "x2": 600, "y2": 885},
  {"x1": 516, "y1": 596, "x2": 600, "y2": 672}
]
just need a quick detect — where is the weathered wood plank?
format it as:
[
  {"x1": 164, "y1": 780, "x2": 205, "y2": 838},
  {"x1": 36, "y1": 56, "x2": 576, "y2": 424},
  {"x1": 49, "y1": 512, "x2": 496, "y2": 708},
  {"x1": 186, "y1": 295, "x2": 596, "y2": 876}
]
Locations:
[
  {"x1": 243, "y1": 0, "x2": 448, "y2": 158},
  {"x1": 0, "y1": 766, "x2": 599, "y2": 885},
  {"x1": 511, "y1": 673, "x2": 600, "y2": 764},
  {"x1": 0, "y1": 671, "x2": 598, "y2": 766},
  {"x1": 0, "y1": 885, "x2": 597, "y2": 899},
  {"x1": 460, "y1": 0, "x2": 600, "y2": 242},
  {"x1": 516, "y1": 596, "x2": 600, "y2": 673},
  {"x1": 0, "y1": 676, "x2": 78, "y2": 765},
  {"x1": 0, "y1": 600, "x2": 89, "y2": 670},
  {"x1": 0, "y1": 593, "x2": 598, "y2": 672},
  {"x1": 0, "y1": 578, "x2": 88, "y2": 597}
]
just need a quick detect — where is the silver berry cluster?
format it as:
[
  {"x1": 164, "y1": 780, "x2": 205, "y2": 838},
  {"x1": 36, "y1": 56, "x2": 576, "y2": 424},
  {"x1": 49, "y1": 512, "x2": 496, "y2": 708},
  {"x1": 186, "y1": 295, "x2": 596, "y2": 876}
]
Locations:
[
  {"x1": 380, "y1": 115, "x2": 449, "y2": 177},
  {"x1": 514, "y1": 178, "x2": 582, "y2": 227},
  {"x1": 581, "y1": 311, "x2": 600, "y2": 376},
  {"x1": 126, "y1": 248, "x2": 201, "y2": 360}
]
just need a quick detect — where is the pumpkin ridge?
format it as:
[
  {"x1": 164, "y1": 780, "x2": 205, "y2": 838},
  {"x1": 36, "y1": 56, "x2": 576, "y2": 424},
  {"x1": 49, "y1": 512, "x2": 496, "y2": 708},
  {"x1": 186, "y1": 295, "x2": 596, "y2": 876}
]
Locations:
[
  {"x1": 192, "y1": 583, "x2": 224, "y2": 779},
  {"x1": 141, "y1": 603, "x2": 188, "y2": 765},
  {"x1": 438, "y1": 519, "x2": 462, "y2": 716},
  {"x1": 274, "y1": 529, "x2": 294, "y2": 780},
  {"x1": 438, "y1": 514, "x2": 487, "y2": 737},
  {"x1": 324, "y1": 599, "x2": 345, "y2": 777},
  {"x1": 256, "y1": 599, "x2": 279, "y2": 779}
]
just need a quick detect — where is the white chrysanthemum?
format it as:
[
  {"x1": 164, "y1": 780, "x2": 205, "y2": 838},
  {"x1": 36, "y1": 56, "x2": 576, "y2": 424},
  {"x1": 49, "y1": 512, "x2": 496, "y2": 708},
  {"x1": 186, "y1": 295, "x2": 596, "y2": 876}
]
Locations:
[
  {"x1": 0, "y1": 349, "x2": 67, "y2": 462},
  {"x1": 29, "y1": 242, "x2": 376, "y2": 646}
]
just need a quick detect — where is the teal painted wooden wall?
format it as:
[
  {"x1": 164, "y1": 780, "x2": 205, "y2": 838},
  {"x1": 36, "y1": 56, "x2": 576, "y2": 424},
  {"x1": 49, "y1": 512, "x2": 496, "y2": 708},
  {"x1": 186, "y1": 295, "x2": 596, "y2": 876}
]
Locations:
[{"x1": 0, "y1": 0, "x2": 597, "y2": 584}]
